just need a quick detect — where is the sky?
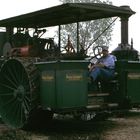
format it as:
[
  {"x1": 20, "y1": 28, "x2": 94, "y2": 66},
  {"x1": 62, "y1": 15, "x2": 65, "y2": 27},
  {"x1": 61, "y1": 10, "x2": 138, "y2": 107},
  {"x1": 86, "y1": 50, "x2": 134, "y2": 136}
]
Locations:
[{"x1": 0, "y1": 0, "x2": 139, "y2": 52}]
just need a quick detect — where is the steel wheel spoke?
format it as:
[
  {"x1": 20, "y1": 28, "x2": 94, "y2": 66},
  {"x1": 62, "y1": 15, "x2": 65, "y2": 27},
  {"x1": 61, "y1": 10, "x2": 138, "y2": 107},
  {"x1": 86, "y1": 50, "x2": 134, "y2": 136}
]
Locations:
[
  {"x1": 11, "y1": 62, "x2": 21, "y2": 84},
  {"x1": 0, "y1": 91, "x2": 14, "y2": 96},
  {"x1": 16, "y1": 102, "x2": 22, "y2": 125},
  {"x1": 7, "y1": 64, "x2": 19, "y2": 85},
  {"x1": 0, "y1": 82, "x2": 16, "y2": 91},
  {"x1": 20, "y1": 66, "x2": 26, "y2": 84},
  {"x1": 12, "y1": 101, "x2": 21, "y2": 125},
  {"x1": 4, "y1": 99, "x2": 17, "y2": 117},
  {"x1": 20, "y1": 104, "x2": 23, "y2": 125},
  {"x1": 3, "y1": 74, "x2": 18, "y2": 88},
  {"x1": 1, "y1": 98, "x2": 15, "y2": 107},
  {"x1": 0, "y1": 93, "x2": 14, "y2": 96}
]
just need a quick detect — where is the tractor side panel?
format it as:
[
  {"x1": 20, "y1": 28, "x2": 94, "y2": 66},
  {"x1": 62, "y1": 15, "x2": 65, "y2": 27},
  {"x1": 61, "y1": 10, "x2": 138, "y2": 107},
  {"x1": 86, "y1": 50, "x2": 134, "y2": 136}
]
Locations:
[
  {"x1": 36, "y1": 61, "x2": 88, "y2": 110},
  {"x1": 40, "y1": 70, "x2": 56, "y2": 108},
  {"x1": 116, "y1": 61, "x2": 140, "y2": 104},
  {"x1": 127, "y1": 72, "x2": 140, "y2": 103},
  {"x1": 36, "y1": 62, "x2": 56, "y2": 109},
  {"x1": 56, "y1": 69, "x2": 87, "y2": 108}
]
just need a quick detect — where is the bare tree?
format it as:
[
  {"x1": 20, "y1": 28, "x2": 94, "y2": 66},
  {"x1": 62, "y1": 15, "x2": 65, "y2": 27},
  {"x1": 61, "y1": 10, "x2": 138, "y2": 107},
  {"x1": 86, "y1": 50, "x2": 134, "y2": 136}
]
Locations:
[{"x1": 58, "y1": 0, "x2": 114, "y2": 55}]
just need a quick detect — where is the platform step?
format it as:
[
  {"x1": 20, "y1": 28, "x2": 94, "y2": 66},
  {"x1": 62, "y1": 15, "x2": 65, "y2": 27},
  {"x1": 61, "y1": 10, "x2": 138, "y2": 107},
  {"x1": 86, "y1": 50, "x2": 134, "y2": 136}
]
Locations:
[
  {"x1": 108, "y1": 103, "x2": 118, "y2": 107},
  {"x1": 86, "y1": 103, "x2": 119, "y2": 109},
  {"x1": 88, "y1": 97, "x2": 104, "y2": 105},
  {"x1": 86, "y1": 105, "x2": 101, "y2": 109},
  {"x1": 88, "y1": 93, "x2": 109, "y2": 97}
]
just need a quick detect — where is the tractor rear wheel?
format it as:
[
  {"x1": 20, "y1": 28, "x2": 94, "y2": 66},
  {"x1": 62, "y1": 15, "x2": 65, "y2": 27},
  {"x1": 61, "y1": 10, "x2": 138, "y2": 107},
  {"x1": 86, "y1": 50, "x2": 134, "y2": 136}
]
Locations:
[{"x1": 0, "y1": 58, "x2": 39, "y2": 128}]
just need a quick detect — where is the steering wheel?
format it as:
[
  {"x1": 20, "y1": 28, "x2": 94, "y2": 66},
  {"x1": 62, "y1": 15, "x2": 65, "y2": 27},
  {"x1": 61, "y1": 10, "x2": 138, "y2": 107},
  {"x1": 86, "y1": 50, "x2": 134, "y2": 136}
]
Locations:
[{"x1": 93, "y1": 46, "x2": 103, "y2": 59}]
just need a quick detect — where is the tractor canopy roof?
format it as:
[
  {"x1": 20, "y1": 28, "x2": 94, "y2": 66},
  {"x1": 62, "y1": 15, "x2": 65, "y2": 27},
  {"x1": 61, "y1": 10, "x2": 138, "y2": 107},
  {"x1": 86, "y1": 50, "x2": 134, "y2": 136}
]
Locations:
[{"x1": 0, "y1": 3, "x2": 135, "y2": 28}]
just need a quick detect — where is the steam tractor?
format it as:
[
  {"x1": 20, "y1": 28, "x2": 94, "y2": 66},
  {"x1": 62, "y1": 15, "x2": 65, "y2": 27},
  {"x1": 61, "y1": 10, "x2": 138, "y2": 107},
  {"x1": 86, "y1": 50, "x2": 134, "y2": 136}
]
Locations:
[{"x1": 0, "y1": 3, "x2": 139, "y2": 129}]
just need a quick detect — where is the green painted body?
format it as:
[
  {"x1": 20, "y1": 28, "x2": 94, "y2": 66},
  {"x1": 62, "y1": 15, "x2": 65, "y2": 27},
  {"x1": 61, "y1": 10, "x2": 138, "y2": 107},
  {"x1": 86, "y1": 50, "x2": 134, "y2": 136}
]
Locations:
[
  {"x1": 116, "y1": 61, "x2": 140, "y2": 104},
  {"x1": 35, "y1": 60, "x2": 89, "y2": 110}
]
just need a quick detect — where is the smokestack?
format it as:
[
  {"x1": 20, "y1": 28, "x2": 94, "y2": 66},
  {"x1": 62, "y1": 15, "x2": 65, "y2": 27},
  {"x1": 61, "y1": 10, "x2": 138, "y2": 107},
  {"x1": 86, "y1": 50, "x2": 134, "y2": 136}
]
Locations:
[
  {"x1": 120, "y1": 6, "x2": 132, "y2": 47},
  {"x1": 121, "y1": 16, "x2": 129, "y2": 46}
]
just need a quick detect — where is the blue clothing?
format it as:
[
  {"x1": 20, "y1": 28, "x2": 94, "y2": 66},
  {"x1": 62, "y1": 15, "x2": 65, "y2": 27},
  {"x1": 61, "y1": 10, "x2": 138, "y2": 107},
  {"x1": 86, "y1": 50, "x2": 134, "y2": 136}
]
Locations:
[
  {"x1": 98, "y1": 54, "x2": 116, "y2": 69},
  {"x1": 90, "y1": 54, "x2": 116, "y2": 81}
]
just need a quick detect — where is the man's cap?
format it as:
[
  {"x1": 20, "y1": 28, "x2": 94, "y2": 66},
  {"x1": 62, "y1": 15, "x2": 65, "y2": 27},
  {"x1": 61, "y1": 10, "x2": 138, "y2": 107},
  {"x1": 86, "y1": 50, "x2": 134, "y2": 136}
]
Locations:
[{"x1": 102, "y1": 46, "x2": 109, "y2": 51}]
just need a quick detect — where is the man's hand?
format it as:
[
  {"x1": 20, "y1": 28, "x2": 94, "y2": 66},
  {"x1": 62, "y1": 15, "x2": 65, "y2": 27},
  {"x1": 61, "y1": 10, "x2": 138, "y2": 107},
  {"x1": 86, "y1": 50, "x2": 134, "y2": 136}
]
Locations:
[{"x1": 89, "y1": 63, "x2": 105, "y2": 72}]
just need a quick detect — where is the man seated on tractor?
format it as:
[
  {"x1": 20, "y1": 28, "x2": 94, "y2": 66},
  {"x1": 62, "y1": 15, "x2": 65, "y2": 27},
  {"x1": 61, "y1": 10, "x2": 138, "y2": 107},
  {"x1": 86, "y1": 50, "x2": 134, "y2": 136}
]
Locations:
[{"x1": 89, "y1": 46, "x2": 116, "y2": 84}]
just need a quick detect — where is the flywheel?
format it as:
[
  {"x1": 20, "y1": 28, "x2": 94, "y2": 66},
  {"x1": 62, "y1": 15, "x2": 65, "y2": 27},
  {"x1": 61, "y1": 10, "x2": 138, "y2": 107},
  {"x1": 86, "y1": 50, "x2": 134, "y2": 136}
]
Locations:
[{"x1": 0, "y1": 58, "x2": 39, "y2": 128}]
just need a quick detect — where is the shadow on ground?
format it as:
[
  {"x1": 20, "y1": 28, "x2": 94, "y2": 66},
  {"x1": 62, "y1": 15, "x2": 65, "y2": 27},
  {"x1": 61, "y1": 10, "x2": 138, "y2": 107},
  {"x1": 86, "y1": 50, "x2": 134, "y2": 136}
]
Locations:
[{"x1": 0, "y1": 110, "x2": 140, "y2": 140}]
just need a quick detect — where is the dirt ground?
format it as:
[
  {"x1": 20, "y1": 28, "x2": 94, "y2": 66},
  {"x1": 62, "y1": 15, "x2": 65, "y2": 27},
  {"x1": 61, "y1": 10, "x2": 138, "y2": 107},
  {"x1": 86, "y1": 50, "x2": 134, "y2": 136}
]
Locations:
[
  {"x1": 103, "y1": 110, "x2": 140, "y2": 140},
  {"x1": 0, "y1": 110, "x2": 140, "y2": 140}
]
